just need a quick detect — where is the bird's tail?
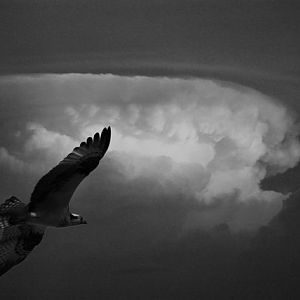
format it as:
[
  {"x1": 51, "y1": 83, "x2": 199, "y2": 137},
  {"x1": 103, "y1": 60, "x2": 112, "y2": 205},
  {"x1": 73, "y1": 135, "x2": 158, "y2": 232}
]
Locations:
[{"x1": 0, "y1": 196, "x2": 27, "y2": 229}]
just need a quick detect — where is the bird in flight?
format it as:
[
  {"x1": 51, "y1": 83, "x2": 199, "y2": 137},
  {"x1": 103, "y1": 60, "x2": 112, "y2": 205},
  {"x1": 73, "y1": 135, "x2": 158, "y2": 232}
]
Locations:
[{"x1": 0, "y1": 126, "x2": 111, "y2": 276}]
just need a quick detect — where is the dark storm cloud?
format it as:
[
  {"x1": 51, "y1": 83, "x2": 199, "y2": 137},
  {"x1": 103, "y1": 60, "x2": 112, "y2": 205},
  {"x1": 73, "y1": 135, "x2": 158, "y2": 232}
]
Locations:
[
  {"x1": 0, "y1": 74, "x2": 297, "y2": 231},
  {"x1": 0, "y1": 2, "x2": 300, "y2": 298},
  {"x1": 0, "y1": 74, "x2": 296, "y2": 298}
]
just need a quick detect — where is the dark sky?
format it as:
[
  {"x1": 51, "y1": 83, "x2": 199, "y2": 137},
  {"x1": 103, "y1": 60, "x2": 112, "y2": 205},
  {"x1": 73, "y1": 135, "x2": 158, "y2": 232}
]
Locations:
[
  {"x1": 0, "y1": 1, "x2": 299, "y2": 75},
  {"x1": 1, "y1": 0, "x2": 299, "y2": 109},
  {"x1": 0, "y1": 1, "x2": 300, "y2": 299}
]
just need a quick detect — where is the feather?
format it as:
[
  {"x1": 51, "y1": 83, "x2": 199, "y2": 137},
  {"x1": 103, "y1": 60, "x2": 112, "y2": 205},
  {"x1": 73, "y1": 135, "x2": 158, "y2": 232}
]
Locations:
[
  {"x1": 0, "y1": 127, "x2": 111, "y2": 276},
  {"x1": 94, "y1": 132, "x2": 100, "y2": 144},
  {"x1": 28, "y1": 127, "x2": 111, "y2": 213},
  {"x1": 0, "y1": 197, "x2": 45, "y2": 276}
]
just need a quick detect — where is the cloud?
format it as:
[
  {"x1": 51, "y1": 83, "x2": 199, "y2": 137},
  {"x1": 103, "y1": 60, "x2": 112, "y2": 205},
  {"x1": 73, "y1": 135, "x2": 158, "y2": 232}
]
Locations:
[
  {"x1": 0, "y1": 74, "x2": 299, "y2": 229},
  {"x1": 0, "y1": 147, "x2": 27, "y2": 173},
  {"x1": 0, "y1": 123, "x2": 78, "y2": 175},
  {"x1": 25, "y1": 122, "x2": 78, "y2": 161}
]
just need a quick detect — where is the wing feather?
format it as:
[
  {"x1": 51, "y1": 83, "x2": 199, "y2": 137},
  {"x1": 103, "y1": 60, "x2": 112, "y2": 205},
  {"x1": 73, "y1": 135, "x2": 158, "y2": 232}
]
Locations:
[
  {"x1": 0, "y1": 196, "x2": 27, "y2": 229},
  {"x1": 28, "y1": 127, "x2": 111, "y2": 213},
  {"x1": 0, "y1": 197, "x2": 45, "y2": 276},
  {"x1": 0, "y1": 225, "x2": 44, "y2": 276}
]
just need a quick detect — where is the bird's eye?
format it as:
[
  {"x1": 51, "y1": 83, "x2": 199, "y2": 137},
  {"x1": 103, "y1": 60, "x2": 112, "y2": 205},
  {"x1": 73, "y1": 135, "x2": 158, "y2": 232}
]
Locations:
[{"x1": 70, "y1": 214, "x2": 79, "y2": 220}]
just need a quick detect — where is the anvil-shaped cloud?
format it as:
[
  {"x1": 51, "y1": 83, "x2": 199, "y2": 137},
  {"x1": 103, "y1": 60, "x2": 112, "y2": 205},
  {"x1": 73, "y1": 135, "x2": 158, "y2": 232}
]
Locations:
[{"x1": 0, "y1": 74, "x2": 299, "y2": 230}]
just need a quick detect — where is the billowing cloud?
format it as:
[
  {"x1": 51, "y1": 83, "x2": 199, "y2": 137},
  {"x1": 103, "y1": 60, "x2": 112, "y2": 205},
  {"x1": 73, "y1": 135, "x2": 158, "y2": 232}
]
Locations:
[
  {"x1": 0, "y1": 74, "x2": 299, "y2": 230},
  {"x1": 25, "y1": 122, "x2": 78, "y2": 162},
  {"x1": 0, "y1": 147, "x2": 27, "y2": 173}
]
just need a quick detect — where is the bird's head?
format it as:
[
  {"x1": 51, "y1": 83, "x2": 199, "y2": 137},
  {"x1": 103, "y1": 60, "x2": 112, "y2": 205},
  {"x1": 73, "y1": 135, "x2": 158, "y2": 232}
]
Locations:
[{"x1": 70, "y1": 213, "x2": 87, "y2": 225}]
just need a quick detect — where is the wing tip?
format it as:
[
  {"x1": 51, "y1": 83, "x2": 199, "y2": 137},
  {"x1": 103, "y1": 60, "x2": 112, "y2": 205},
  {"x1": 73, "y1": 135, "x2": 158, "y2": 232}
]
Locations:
[{"x1": 104, "y1": 126, "x2": 111, "y2": 150}]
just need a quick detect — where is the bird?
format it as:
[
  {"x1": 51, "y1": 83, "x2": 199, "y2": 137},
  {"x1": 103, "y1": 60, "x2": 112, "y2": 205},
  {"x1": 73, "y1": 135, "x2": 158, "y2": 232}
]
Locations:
[{"x1": 0, "y1": 126, "x2": 111, "y2": 276}]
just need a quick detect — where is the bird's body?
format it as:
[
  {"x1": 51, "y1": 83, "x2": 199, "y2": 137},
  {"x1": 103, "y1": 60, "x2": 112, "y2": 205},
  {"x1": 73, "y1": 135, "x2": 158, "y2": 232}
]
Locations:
[
  {"x1": 0, "y1": 126, "x2": 111, "y2": 275},
  {"x1": 26, "y1": 206, "x2": 70, "y2": 227}
]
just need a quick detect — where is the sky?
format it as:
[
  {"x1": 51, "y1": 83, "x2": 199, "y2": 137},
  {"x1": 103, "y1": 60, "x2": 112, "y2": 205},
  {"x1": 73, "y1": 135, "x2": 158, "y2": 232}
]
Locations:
[{"x1": 0, "y1": 0, "x2": 300, "y2": 299}]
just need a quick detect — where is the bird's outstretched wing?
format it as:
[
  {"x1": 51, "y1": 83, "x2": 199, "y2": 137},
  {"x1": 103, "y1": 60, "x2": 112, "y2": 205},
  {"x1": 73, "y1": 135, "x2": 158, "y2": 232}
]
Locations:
[
  {"x1": 0, "y1": 197, "x2": 45, "y2": 276},
  {"x1": 28, "y1": 127, "x2": 111, "y2": 213}
]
